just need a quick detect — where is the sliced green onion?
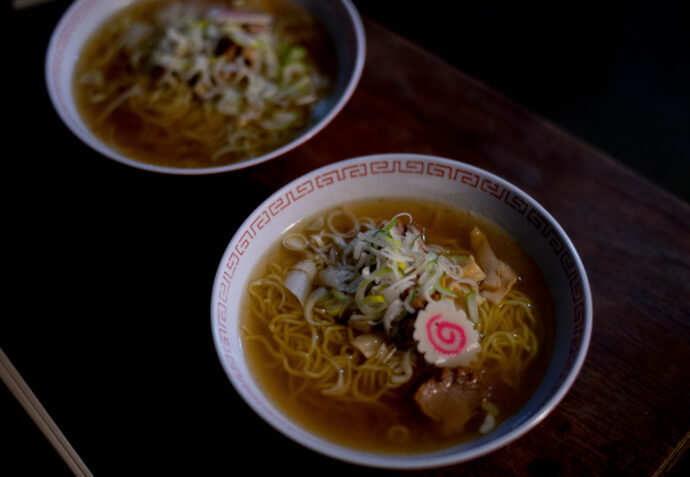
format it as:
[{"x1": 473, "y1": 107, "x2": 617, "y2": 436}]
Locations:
[
  {"x1": 373, "y1": 267, "x2": 393, "y2": 277},
  {"x1": 373, "y1": 229, "x2": 393, "y2": 240},
  {"x1": 283, "y1": 45, "x2": 306, "y2": 64},
  {"x1": 435, "y1": 275, "x2": 457, "y2": 298},
  {"x1": 363, "y1": 295, "x2": 385, "y2": 304},
  {"x1": 407, "y1": 289, "x2": 416, "y2": 305},
  {"x1": 449, "y1": 255, "x2": 469, "y2": 264},
  {"x1": 326, "y1": 306, "x2": 345, "y2": 317},
  {"x1": 384, "y1": 217, "x2": 398, "y2": 232},
  {"x1": 467, "y1": 290, "x2": 479, "y2": 324},
  {"x1": 354, "y1": 278, "x2": 377, "y2": 315},
  {"x1": 331, "y1": 289, "x2": 350, "y2": 301},
  {"x1": 316, "y1": 293, "x2": 331, "y2": 304}
]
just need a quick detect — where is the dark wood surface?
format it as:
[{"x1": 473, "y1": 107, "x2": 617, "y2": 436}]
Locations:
[{"x1": 4, "y1": 4, "x2": 689, "y2": 476}]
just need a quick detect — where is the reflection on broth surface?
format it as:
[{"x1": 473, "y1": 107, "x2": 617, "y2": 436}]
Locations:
[
  {"x1": 74, "y1": 0, "x2": 332, "y2": 168},
  {"x1": 242, "y1": 198, "x2": 555, "y2": 454}
]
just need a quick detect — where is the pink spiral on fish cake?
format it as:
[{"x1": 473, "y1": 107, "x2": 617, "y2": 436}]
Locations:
[{"x1": 426, "y1": 314, "x2": 467, "y2": 355}]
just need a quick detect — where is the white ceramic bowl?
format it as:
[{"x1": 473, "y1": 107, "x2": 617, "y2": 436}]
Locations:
[
  {"x1": 210, "y1": 153, "x2": 592, "y2": 469},
  {"x1": 45, "y1": 0, "x2": 365, "y2": 175}
]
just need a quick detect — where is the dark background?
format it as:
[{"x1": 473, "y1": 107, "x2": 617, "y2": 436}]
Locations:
[
  {"x1": 2, "y1": 0, "x2": 688, "y2": 475},
  {"x1": 352, "y1": 0, "x2": 689, "y2": 203}
]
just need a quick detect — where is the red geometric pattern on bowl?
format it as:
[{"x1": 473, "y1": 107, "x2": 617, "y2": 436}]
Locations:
[{"x1": 47, "y1": 0, "x2": 99, "y2": 132}]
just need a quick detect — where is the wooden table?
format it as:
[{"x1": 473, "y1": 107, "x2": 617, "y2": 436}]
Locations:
[{"x1": 4, "y1": 3, "x2": 689, "y2": 476}]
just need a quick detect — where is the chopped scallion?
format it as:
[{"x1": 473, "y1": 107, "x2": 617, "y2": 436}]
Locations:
[
  {"x1": 332, "y1": 289, "x2": 350, "y2": 301},
  {"x1": 467, "y1": 290, "x2": 479, "y2": 324},
  {"x1": 363, "y1": 295, "x2": 385, "y2": 304},
  {"x1": 384, "y1": 217, "x2": 398, "y2": 232}
]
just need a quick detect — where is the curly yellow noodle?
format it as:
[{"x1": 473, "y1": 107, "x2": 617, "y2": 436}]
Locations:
[{"x1": 473, "y1": 289, "x2": 540, "y2": 389}]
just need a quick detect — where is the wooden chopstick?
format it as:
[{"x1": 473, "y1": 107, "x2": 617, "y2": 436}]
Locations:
[
  {"x1": 11, "y1": 0, "x2": 57, "y2": 10},
  {"x1": 0, "y1": 347, "x2": 94, "y2": 477}
]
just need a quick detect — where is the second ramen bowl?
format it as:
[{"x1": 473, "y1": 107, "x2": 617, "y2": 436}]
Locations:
[
  {"x1": 211, "y1": 153, "x2": 592, "y2": 468},
  {"x1": 45, "y1": 0, "x2": 365, "y2": 174}
]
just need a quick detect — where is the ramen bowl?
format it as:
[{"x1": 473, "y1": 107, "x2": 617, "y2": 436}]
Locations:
[
  {"x1": 211, "y1": 153, "x2": 592, "y2": 469},
  {"x1": 45, "y1": 0, "x2": 365, "y2": 175}
]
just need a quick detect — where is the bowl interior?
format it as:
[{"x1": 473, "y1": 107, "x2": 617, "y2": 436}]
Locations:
[
  {"x1": 211, "y1": 153, "x2": 592, "y2": 469},
  {"x1": 45, "y1": 0, "x2": 365, "y2": 174}
]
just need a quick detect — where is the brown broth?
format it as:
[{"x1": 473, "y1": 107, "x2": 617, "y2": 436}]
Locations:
[
  {"x1": 242, "y1": 198, "x2": 555, "y2": 454},
  {"x1": 73, "y1": 0, "x2": 333, "y2": 169}
]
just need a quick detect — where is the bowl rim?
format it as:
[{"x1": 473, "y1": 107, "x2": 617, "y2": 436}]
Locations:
[
  {"x1": 210, "y1": 153, "x2": 593, "y2": 469},
  {"x1": 44, "y1": 0, "x2": 366, "y2": 175}
]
